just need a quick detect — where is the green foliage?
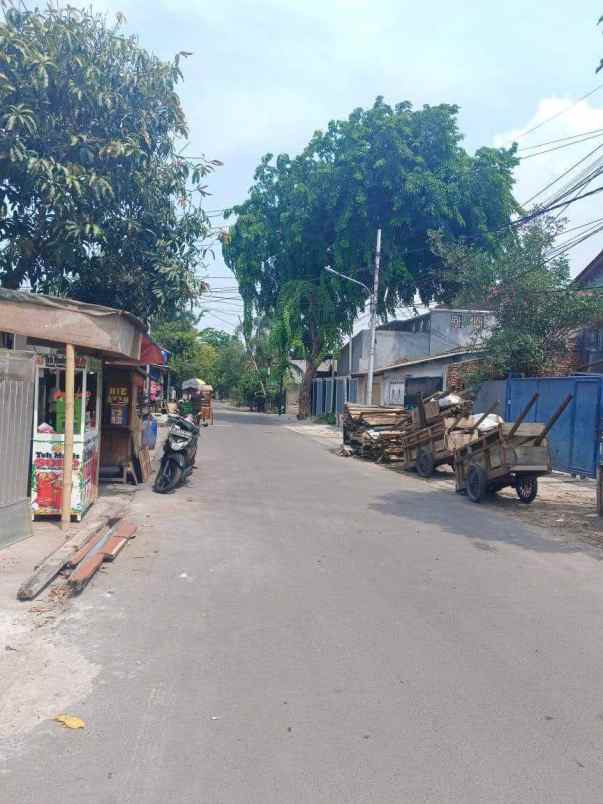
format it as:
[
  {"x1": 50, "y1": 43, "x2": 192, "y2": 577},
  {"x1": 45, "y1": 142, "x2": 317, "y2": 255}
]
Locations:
[
  {"x1": 223, "y1": 97, "x2": 518, "y2": 414},
  {"x1": 435, "y1": 219, "x2": 603, "y2": 378},
  {"x1": 0, "y1": 5, "x2": 219, "y2": 319},
  {"x1": 152, "y1": 318, "x2": 218, "y2": 387}
]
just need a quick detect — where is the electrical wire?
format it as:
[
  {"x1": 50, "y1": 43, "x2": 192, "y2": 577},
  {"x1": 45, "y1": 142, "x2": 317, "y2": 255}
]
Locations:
[
  {"x1": 517, "y1": 84, "x2": 603, "y2": 140},
  {"x1": 518, "y1": 128, "x2": 603, "y2": 152},
  {"x1": 519, "y1": 130, "x2": 603, "y2": 160},
  {"x1": 521, "y1": 142, "x2": 603, "y2": 206}
]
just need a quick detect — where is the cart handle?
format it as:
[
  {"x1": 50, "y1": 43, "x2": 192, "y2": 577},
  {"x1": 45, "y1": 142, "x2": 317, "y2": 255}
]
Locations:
[
  {"x1": 469, "y1": 400, "x2": 499, "y2": 431},
  {"x1": 532, "y1": 394, "x2": 573, "y2": 446},
  {"x1": 507, "y1": 392, "x2": 539, "y2": 438}
]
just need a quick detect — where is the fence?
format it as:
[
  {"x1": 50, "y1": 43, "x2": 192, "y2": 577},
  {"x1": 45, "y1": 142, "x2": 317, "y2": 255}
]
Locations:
[
  {"x1": 0, "y1": 349, "x2": 36, "y2": 548},
  {"x1": 476, "y1": 375, "x2": 602, "y2": 478},
  {"x1": 312, "y1": 377, "x2": 358, "y2": 416}
]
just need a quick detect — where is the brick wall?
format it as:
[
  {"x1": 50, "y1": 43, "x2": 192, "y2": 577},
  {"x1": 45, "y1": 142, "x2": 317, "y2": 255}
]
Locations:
[{"x1": 446, "y1": 359, "x2": 483, "y2": 391}]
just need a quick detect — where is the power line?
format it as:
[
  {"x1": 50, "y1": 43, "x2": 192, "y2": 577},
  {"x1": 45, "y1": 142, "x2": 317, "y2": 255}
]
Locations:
[
  {"x1": 515, "y1": 185, "x2": 603, "y2": 224},
  {"x1": 518, "y1": 128, "x2": 603, "y2": 152},
  {"x1": 519, "y1": 130, "x2": 603, "y2": 160},
  {"x1": 521, "y1": 141, "x2": 603, "y2": 206},
  {"x1": 517, "y1": 84, "x2": 603, "y2": 140}
]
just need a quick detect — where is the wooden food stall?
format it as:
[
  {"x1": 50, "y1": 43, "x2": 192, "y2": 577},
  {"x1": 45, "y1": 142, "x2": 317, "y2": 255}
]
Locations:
[
  {"x1": 31, "y1": 352, "x2": 102, "y2": 521},
  {"x1": 0, "y1": 289, "x2": 147, "y2": 529},
  {"x1": 100, "y1": 365, "x2": 148, "y2": 484}
]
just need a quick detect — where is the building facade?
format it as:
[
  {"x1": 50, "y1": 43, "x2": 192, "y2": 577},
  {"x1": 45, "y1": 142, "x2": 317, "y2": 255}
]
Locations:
[{"x1": 336, "y1": 307, "x2": 493, "y2": 406}]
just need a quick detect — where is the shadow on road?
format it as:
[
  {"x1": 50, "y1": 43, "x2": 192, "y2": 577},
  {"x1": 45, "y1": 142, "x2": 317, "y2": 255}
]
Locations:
[{"x1": 368, "y1": 488, "x2": 603, "y2": 559}]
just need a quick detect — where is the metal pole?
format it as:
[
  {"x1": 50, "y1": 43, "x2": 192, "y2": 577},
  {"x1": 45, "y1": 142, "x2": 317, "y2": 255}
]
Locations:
[
  {"x1": 61, "y1": 343, "x2": 75, "y2": 530},
  {"x1": 366, "y1": 228, "x2": 381, "y2": 405}
]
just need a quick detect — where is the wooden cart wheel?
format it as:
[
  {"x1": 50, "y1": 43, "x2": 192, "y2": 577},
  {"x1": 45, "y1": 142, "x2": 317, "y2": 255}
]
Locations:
[
  {"x1": 466, "y1": 464, "x2": 488, "y2": 503},
  {"x1": 515, "y1": 473, "x2": 538, "y2": 504},
  {"x1": 416, "y1": 448, "x2": 435, "y2": 478}
]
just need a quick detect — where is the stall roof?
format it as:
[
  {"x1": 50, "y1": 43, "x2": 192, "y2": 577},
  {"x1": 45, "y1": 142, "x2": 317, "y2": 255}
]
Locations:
[{"x1": 0, "y1": 289, "x2": 146, "y2": 361}]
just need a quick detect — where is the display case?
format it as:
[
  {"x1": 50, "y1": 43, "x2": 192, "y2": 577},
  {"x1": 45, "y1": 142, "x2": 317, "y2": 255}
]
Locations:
[{"x1": 31, "y1": 352, "x2": 102, "y2": 521}]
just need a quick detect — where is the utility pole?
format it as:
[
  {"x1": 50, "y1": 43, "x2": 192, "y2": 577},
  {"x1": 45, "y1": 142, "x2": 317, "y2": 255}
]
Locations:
[{"x1": 366, "y1": 228, "x2": 381, "y2": 406}]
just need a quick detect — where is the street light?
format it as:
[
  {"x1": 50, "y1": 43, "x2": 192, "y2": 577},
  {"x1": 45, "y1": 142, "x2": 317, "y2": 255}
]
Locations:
[
  {"x1": 324, "y1": 266, "x2": 370, "y2": 294},
  {"x1": 324, "y1": 228, "x2": 382, "y2": 405}
]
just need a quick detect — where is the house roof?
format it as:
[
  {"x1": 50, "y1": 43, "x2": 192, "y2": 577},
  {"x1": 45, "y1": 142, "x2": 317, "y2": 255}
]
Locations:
[
  {"x1": 352, "y1": 348, "x2": 480, "y2": 377},
  {"x1": 572, "y1": 248, "x2": 603, "y2": 287}
]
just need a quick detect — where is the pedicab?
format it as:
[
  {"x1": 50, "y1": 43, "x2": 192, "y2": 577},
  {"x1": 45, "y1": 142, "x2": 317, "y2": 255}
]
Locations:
[{"x1": 182, "y1": 378, "x2": 214, "y2": 426}]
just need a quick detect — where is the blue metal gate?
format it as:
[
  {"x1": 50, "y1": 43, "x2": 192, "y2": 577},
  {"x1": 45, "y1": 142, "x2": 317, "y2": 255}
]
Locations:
[{"x1": 506, "y1": 375, "x2": 602, "y2": 477}]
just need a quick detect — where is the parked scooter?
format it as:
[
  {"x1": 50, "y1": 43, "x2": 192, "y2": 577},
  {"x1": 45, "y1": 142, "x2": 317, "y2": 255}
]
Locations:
[{"x1": 153, "y1": 414, "x2": 199, "y2": 493}]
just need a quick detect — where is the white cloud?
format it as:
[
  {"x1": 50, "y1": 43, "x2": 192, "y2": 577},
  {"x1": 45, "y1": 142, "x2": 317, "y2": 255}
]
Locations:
[{"x1": 494, "y1": 96, "x2": 603, "y2": 276}]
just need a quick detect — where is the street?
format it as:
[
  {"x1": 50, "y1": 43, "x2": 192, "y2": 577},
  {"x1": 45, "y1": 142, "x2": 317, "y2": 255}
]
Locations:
[{"x1": 2, "y1": 404, "x2": 603, "y2": 803}]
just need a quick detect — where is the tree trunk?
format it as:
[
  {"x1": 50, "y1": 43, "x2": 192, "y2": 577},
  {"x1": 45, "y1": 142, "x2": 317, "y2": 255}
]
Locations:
[{"x1": 298, "y1": 361, "x2": 318, "y2": 419}]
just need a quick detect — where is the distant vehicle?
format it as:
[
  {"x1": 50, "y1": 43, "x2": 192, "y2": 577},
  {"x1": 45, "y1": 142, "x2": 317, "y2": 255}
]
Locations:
[{"x1": 182, "y1": 377, "x2": 214, "y2": 426}]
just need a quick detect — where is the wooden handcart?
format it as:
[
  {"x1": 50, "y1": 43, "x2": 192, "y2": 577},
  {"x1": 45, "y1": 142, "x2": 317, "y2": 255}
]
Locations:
[
  {"x1": 400, "y1": 394, "x2": 473, "y2": 477},
  {"x1": 454, "y1": 393, "x2": 572, "y2": 504}
]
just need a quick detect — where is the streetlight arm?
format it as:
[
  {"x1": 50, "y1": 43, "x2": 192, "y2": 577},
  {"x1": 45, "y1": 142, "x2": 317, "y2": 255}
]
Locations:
[{"x1": 324, "y1": 266, "x2": 371, "y2": 295}]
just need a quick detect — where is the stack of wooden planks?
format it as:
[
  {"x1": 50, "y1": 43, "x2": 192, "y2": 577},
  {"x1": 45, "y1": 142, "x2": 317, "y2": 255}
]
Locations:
[{"x1": 343, "y1": 404, "x2": 411, "y2": 461}]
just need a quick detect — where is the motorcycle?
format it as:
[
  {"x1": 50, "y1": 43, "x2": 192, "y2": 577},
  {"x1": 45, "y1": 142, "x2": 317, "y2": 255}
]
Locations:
[{"x1": 153, "y1": 414, "x2": 199, "y2": 494}]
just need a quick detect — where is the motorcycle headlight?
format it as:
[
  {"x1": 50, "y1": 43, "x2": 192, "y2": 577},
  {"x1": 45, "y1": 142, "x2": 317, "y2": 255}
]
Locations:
[{"x1": 169, "y1": 436, "x2": 188, "y2": 451}]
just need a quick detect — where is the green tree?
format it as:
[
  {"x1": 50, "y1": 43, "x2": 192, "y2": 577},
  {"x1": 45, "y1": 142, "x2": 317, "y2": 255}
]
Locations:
[
  {"x1": 224, "y1": 98, "x2": 518, "y2": 415},
  {"x1": 0, "y1": 5, "x2": 219, "y2": 320},
  {"x1": 213, "y1": 337, "x2": 247, "y2": 399},
  {"x1": 434, "y1": 219, "x2": 603, "y2": 378},
  {"x1": 153, "y1": 318, "x2": 218, "y2": 387}
]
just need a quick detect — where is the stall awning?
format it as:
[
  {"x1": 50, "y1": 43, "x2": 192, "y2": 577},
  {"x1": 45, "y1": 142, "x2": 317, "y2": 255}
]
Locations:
[
  {"x1": 140, "y1": 335, "x2": 166, "y2": 367},
  {"x1": 0, "y1": 289, "x2": 145, "y2": 361}
]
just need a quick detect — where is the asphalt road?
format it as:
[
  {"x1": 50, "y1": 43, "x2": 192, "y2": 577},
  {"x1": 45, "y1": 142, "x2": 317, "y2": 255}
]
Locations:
[{"x1": 3, "y1": 405, "x2": 603, "y2": 803}]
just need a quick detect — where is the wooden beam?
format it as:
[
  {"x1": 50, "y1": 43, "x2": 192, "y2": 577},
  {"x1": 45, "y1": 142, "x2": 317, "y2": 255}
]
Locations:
[
  {"x1": 469, "y1": 400, "x2": 499, "y2": 431},
  {"x1": 508, "y1": 392, "x2": 539, "y2": 438},
  {"x1": 61, "y1": 343, "x2": 75, "y2": 529},
  {"x1": 533, "y1": 394, "x2": 573, "y2": 446}
]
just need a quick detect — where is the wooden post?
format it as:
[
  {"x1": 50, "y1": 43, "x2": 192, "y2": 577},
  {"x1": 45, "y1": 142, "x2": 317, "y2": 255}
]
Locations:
[
  {"x1": 61, "y1": 343, "x2": 75, "y2": 530},
  {"x1": 416, "y1": 393, "x2": 426, "y2": 428}
]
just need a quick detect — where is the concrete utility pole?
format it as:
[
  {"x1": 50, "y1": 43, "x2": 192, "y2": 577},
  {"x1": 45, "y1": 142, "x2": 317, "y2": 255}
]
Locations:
[{"x1": 366, "y1": 228, "x2": 382, "y2": 406}]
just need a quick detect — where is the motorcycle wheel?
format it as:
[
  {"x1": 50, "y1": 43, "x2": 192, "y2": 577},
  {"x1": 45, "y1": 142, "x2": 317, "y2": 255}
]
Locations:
[{"x1": 153, "y1": 457, "x2": 182, "y2": 494}]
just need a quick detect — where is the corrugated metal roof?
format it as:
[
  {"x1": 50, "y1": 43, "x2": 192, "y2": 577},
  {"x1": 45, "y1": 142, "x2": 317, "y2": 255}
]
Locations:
[{"x1": 351, "y1": 348, "x2": 481, "y2": 377}]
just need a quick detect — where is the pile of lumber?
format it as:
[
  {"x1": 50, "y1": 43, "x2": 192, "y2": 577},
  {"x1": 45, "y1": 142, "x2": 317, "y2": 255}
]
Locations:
[{"x1": 343, "y1": 404, "x2": 411, "y2": 461}]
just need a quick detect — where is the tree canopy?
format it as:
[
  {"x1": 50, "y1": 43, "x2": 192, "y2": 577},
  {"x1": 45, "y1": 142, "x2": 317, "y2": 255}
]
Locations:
[
  {"x1": 223, "y1": 97, "x2": 518, "y2": 414},
  {"x1": 435, "y1": 219, "x2": 603, "y2": 378},
  {"x1": 0, "y1": 5, "x2": 219, "y2": 320}
]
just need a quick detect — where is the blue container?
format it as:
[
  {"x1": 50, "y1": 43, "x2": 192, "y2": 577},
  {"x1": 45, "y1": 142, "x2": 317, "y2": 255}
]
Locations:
[{"x1": 142, "y1": 417, "x2": 158, "y2": 450}]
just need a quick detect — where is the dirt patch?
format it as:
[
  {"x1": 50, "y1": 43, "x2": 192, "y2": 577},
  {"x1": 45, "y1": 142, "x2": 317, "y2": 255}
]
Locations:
[{"x1": 0, "y1": 590, "x2": 99, "y2": 742}]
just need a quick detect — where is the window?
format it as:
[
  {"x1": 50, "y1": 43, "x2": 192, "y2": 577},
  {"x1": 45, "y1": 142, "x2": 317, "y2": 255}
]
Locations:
[{"x1": 387, "y1": 381, "x2": 405, "y2": 405}]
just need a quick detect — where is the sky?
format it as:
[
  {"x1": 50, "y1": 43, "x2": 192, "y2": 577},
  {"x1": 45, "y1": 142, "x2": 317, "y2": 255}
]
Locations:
[{"x1": 82, "y1": 0, "x2": 603, "y2": 332}]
